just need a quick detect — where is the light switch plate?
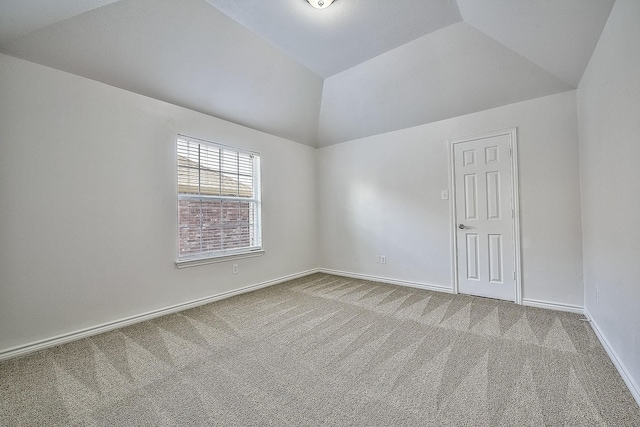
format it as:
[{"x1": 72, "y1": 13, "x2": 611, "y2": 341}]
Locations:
[{"x1": 441, "y1": 190, "x2": 449, "y2": 200}]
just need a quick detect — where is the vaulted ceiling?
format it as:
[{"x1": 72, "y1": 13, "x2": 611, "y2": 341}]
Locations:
[{"x1": 0, "y1": 0, "x2": 615, "y2": 147}]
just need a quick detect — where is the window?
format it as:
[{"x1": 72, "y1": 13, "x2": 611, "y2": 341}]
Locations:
[{"x1": 177, "y1": 135, "x2": 261, "y2": 263}]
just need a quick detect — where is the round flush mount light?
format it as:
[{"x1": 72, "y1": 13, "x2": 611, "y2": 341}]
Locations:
[{"x1": 307, "y1": 0, "x2": 335, "y2": 9}]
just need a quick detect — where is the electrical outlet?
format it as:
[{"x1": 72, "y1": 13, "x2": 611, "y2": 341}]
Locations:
[
  {"x1": 380, "y1": 255, "x2": 386, "y2": 264},
  {"x1": 232, "y1": 264, "x2": 239, "y2": 274},
  {"x1": 441, "y1": 190, "x2": 449, "y2": 200},
  {"x1": 596, "y1": 287, "x2": 599, "y2": 302}
]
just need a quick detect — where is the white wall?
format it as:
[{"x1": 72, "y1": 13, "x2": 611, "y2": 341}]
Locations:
[
  {"x1": 318, "y1": 91, "x2": 583, "y2": 307},
  {"x1": 577, "y1": 0, "x2": 640, "y2": 398},
  {"x1": 0, "y1": 54, "x2": 318, "y2": 353}
]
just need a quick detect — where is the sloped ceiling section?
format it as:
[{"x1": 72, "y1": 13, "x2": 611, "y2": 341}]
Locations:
[
  {"x1": 318, "y1": 22, "x2": 573, "y2": 147},
  {"x1": 0, "y1": 0, "x2": 324, "y2": 147},
  {"x1": 0, "y1": 0, "x2": 615, "y2": 148},
  {"x1": 205, "y1": 0, "x2": 462, "y2": 78},
  {"x1": 457, "y1": 0, "x2": 616, "y2": 87},
  {"x1": 0, "y1": 0, "x2": 121, "y2": 42}
]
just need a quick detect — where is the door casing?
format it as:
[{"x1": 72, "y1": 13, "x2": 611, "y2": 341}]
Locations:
[{"x1": 449, "y1": 128, "x2": 522, "y2": 304}]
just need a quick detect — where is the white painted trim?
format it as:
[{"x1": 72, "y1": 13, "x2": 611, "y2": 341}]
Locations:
[
  {"x1": 510, "y1": 128, "x2": 523, "y2": 305},
  {"x1": 448, "y1": 128, "x2": 522, "y2": 303},
  {"x1": 584, "y1": 309, "x2": 640, "y2": 407},
  {"x1": 522, "y1": 298, "x2": 584, "y2": 314},
  {"x1": 176, "y1": 250, "x2": 265, "y2": 269},
  {"x1": 447, "y1": 140, "x2": 459, "y2": 295},
  {"x1": 0, "y1": 268, "x2": 319, "y2": 362},
  {"x1": 318, "y1": 268, "x2": 454, "y2": 294}
]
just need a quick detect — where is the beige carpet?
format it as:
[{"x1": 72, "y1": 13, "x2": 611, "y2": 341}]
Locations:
[{"x1": 1, "y1": 273, "x2": 639, "y2": 426}]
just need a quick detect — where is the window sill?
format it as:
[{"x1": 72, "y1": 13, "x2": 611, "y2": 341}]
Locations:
[{"x1": 175, "y1": 250, "x2": 265, "y2": 269}]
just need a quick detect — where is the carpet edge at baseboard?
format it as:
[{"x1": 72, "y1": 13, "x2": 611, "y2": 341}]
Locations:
[
  {"x1": 318, "y1": 268, "x2": 454, "y2": 294},
  {"x1": 0, "y1": 268, "x2": 320, "y2": 362},
  {"x1": 521, "y1": 298, "x2": 584, "y2": 314},
  {"x1": 585, "y1": 309, "x2": 640, "y2": 407}
]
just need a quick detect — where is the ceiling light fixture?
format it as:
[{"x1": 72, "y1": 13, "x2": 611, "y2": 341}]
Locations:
[{"x1": 306, "y1": 0, "x2": 335, "y2": 9}]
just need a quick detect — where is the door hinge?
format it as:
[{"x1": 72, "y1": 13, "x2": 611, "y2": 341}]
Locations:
[
  {"x1": 513, "y1": 271, "x2": 516, "y2": 280},
  {"x1": 512, "y1": 209, "x2": 514, "y2": 218},
  {"x1": 509, "y1": 147, "x2": 512, "y2": 157}
]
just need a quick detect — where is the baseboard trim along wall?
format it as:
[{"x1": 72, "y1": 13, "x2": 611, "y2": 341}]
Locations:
[
  {"x1": 584, "y1": 309, "x2": 640, "y2": 407},
  {"x1": 522, "y1": 298, "x2": 584, "y2": 314},
  {"x1": 0, "y1": 268, "x2": 320, "y2": 362},
  {"x1": 4, "y1": 267, "x2": 636, "y2": 409},
  {"x1": 321, "y1": 271, "x2": 586, "y2": 315},
  {"x1": 318, "y1": 268, "x2": 454, "y2": 294}
]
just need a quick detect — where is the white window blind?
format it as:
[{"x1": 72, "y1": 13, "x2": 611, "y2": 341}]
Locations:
[{"x1": 177, "y1": 135, "x2": 261, "y2": 261}]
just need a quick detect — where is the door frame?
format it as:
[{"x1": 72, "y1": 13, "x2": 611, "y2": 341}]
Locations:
[{"x1": 448, "y1": 128, "x2": 523, "y2": 304}]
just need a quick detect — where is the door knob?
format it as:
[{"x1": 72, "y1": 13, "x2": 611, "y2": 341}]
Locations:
[{"x1": 459, "y1": 224, "x2": 470, "y2": 229}]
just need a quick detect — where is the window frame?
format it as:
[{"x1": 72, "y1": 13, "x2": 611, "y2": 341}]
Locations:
[{"x1": 175, "y1": 134, "x2": 263, "y2": 268}]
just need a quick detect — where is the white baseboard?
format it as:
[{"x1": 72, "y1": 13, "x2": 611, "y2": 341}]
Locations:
[
  {"x1": 584, "y1": 310, "x2": 640, "y2": 407},
  {"x1": 318, "y1": 268, "x2": 454, "y2": 294},
  {"x1": 522, "y1": 298, "x2": 584, "y2": 314},
  {"x1": 0, "y1": 268, "x2": 319, "y2": 362}
]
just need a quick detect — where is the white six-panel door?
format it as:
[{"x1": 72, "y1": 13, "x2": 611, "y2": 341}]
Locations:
[{"x1": 452, "y1": 131, "x2": 518, "y2": 301}]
